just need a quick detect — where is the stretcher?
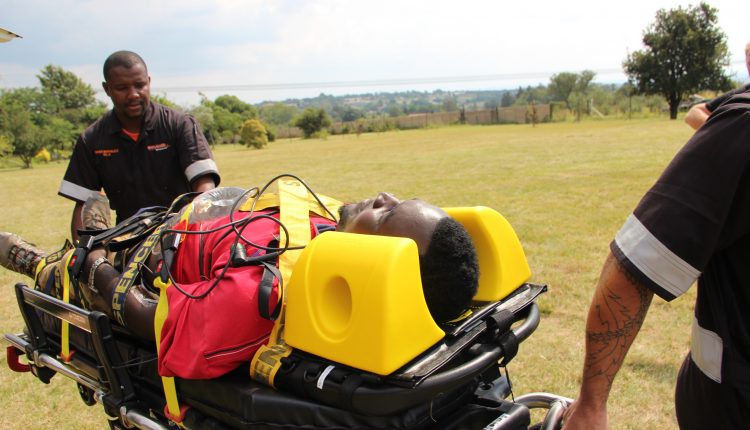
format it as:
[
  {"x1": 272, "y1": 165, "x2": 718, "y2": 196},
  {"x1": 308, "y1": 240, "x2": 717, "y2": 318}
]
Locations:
[{"x1": 4, "y1": 206, "x2": 571, "y2": 429}]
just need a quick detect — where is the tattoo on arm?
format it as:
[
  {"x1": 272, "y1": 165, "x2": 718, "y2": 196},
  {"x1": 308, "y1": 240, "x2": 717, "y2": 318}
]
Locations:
[{"x1": 583, "y1": 255, "x2": 653, "y2": 389}]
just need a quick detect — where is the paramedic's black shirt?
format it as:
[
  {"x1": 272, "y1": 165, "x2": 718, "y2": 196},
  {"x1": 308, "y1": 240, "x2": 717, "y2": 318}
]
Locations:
[
  {"x1": 59, "y1": 102, "x2": 220, "y2": 223},
  {"x1": 706, "y1": 82, "x2": 750, "y2": 112},
  {"x1": 610, "y1": 92, "x2": 750, "y2": 428}
]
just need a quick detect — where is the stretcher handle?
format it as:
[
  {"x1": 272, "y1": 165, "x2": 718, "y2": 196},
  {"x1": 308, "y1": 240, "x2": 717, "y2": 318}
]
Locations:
[
  {"x1": 421, "y1": 302, "x2": 539, "y2": 388},
  {"x1": 512, "y1": 302, "x2": 540, "y2": 342},
  {"x1": 514, "y1": 392, "x2": 574, "y2": 430}
]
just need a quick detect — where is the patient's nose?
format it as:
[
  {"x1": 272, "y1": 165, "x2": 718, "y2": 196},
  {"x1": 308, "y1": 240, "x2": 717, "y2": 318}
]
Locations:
[{"x1": 373, "y1": 192, "x2": 399, "y2": 209}]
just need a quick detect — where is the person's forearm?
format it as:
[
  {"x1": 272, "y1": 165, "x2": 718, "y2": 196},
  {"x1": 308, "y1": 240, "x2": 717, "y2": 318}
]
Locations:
[
  {"x1": 578, "y1": 252, "x2": 654, "y2": 406},
  {"x1": 70, "y1": 202, "x2": 83, "y2": 243},
  {"x1": 191, "y1": 175, "x2": 216, "y2": 193}
]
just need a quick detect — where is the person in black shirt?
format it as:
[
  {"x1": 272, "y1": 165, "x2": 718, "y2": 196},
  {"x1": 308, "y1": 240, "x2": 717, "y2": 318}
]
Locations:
[
  {"x1": 685, "y1": 41, "x2": 750, "y2": 130},
  {"x1": 59, "y1": 51, "x2": 220, "y2": 242},
  {"x1": 563, "y1": 90, "x2": 750, "y2": 429}
]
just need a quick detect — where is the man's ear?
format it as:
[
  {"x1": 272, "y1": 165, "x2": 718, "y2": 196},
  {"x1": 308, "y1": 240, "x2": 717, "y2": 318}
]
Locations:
[{"x1": 102, "y1": 81, "x2": 110, "y2": 97}]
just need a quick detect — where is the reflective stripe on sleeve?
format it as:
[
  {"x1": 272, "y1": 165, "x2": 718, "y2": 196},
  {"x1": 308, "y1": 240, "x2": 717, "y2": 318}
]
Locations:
[
  {"x1": 58, "y1": 180, "x2": 101, "y2": 203},
  {"x1": 614, "y1": 214, "x2": 699, "y2": 298},
  {"x1": 184, "y1": 159, "x2": 218, "y2": 183},
  {"x1": 690, "y1": 317, "x2": 723, "y2": 383}
]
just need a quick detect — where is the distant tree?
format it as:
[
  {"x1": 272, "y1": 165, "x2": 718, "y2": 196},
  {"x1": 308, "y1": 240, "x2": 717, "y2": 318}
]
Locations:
[
  {"x1": 239, "y1": 119, "x2": 269, "y2": 149},
  {"x1": 213, "y1": 106, "x2": 243, "y2": 142},
  {"x1": 572, "y1": 70, "x2": 596, "y2": 120},
  {"x1": 151, "y1": 94, "x2": 183, "y2": 111},
  {"x1": 294, "y1": 108, "x2": 332, "y2": 138},
  {"x1": 0, "y1": 100, "x2": 45, "y2": 168},
  {"x1": 1, "y1": 87, "x2": 55, "y2": 115},
  {"x1": 385, "y1": 103, "x2": 402, "y2": 117},
  {"x1": 215, "y1": 94, "x2": 257, "y2": 118},
  {"x1": 590, "y1": 85, "x2": 616, "y2": 116},
  {"x1": 548, "y1": 70, "x2": 596, "y2": 116},
  {"x1": 548, "y1": 72, "x2": 578, "y2": 109},
  {"x1": 513, "y1": 85, "x2": 548, "y2": 106},
  {"x1": 332, "y1": 104, "x2": 364, "y2": 122},
  {"x1": 34, "y1": 66, "x2": 105, "y2": 147},
  {"x1": 0, "y1": 134, "x2": 12, "y2": 157},
  {"x1": 484, "y1": 99, "x2": 499, "y2": 110},
  {"x1": 623, "y1": 2, "x2": 732, "y2": 119},
  {"x1": 500, "y1": 92, "x2": 515, "y2": 107},
  {"x1": 42, "y1": 116, "x2": 79, "y2": 151},
  {"x1": 74, "y1": 105, "x2": 108, "y2": 128},
  {"x1": 190, "y1": 104, "x2": 217, "y2": 144},
  {"x1": 407, "y1": 98, "x2": 437, "y2": 113},
  {"x1": 442, "y1": 95, "x2": 459, "y2": 112},
  {"x1": 0, "y1": 87, "x2": 81, "y2": 164},
  {"x1": 617, "y1": 81, "x2": 638, "y2": 118},
  {"x1": 259, "y1": 102, "x2": 300, "y2": 126},
  {"x1": 37, "y1": 65, "x2": 97, "y2": 111}
]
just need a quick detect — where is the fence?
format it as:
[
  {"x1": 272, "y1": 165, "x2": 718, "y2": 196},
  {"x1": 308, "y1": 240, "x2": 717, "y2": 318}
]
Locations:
[{"x1": 275, "y1": 104, "x2": 551, "y2": 138}]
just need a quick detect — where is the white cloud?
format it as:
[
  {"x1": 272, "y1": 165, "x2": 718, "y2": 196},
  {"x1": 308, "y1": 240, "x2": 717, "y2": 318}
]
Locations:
[{"x1": 2, "y1": 0, "x2": 746, "y2": 105}]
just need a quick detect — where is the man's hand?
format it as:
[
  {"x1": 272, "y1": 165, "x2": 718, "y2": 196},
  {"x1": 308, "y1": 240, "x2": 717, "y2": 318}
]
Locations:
[
  {"x1": 684, "y1": 103, "x2": 710, "y2": 130},
  {"x1": 561, "y1": 398, "x2": 610, "y2": 430}
]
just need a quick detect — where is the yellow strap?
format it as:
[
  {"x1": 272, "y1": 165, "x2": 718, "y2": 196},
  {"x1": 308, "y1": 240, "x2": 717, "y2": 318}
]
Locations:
[
  {"x1": 153, "y1": 204, "x2": 194, "y2": 425},
  {"x1": 270, "y1": 178, "x2": 311, "y2": 344},
  {"x1": 239, "y1": 191, "x2": 343, "y2": 222},
  {"x1": 33, "y1": 258, "x2": 48, "y2": 282},
  {"x1": 249, "y1": 343, "x2": 294, "y2": 387},
  {"x1": 154, "y1": 277, "x2": 183, "y2": 424},
  {"x1": 111, "y1": 223, "x2": 169, "y2": 326},
  {"x1": 250, "y1": 179, "x2": 330, "y2": 387},
  {"x1": 34, "y1": 240, "x2": 73, "y2": 288},
  {"x1": 60, "y1": 251, "x2": 76, "y2": 362}
]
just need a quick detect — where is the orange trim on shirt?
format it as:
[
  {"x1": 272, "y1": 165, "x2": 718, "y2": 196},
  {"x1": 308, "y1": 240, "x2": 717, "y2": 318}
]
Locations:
[{"x1": 122, "y1": 129, "x2": 139, "y2": 142}]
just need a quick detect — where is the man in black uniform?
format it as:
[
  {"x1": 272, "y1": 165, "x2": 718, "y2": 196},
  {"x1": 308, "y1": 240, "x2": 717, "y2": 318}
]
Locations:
[
  {"x1": 563, "y1": 89, "x2": 750, "y2": 429},
  {"x1": 58, "y1": 51, "x2": 220, "y2": 242}
]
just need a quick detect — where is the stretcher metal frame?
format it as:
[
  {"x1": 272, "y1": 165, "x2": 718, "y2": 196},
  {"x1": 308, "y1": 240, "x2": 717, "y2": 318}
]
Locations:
[{"x1": 5, "y1": 281, "x2": 570, "y2": 429}]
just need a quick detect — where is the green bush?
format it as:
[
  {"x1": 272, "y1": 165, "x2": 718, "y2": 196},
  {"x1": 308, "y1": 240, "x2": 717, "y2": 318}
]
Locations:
[
  {"x1": 239, "y1": 119, "x2": 269, "y2": 149},
  {"x1": 294, "y1": 108, "x2": 332, "y2": 138}
]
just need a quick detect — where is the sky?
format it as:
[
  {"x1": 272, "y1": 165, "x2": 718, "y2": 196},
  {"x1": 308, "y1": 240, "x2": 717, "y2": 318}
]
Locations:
[{"x1": 1, "y1": 0, "x2": 747, "y2": 107}]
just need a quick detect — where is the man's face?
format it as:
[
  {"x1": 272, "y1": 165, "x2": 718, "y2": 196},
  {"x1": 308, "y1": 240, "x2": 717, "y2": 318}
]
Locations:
[
  {"x1": 102, "y1": 63, "x2": 151, "y2": 122},
  {"x1": 338, "y1": 192, "x2": 447, "y2": 254}
]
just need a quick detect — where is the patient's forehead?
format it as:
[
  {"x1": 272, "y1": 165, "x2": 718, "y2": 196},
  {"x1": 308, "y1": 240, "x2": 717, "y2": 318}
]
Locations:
[{"x1": 338, "y1": 193, "x2": 447, "y2": 253}]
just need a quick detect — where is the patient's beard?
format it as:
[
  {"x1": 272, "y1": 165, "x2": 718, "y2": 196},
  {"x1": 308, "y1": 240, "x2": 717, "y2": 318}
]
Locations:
[{"x1": 337, "y1": 205, "x2": 352, "y2": 230}]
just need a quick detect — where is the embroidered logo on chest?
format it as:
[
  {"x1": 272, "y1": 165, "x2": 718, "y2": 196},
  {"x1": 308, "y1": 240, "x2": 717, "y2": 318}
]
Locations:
[
  {"x1": 147, "y1": 143, "x2": 171, "y2": 152},
  {"x1": 94, "y1": 149, "x2": 119, "y2": 157}
]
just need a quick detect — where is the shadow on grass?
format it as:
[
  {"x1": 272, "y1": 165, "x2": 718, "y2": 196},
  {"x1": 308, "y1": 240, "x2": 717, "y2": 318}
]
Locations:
[{"x1": 626, "y1": 357, "x2": 683, "y2": 385}]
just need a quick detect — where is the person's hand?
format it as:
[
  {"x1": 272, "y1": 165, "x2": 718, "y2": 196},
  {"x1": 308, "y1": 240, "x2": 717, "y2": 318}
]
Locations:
[{"x1": 561, "y1": 399, "x2": 610, "y2": 430}]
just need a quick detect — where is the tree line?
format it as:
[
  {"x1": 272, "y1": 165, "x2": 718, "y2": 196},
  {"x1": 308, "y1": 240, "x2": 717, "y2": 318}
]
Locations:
[{"x1": 0, "y1": 2, "x2": 738, "y2": 167}]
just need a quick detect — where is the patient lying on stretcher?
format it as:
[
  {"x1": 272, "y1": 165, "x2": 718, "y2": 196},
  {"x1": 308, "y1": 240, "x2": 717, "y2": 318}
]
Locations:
[{"x1": 0, "y1": 184, "x2": 479, "y2": 380}]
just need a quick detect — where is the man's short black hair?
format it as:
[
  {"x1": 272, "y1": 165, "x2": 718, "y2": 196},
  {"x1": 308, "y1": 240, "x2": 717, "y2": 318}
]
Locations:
[
  {"x1": 103, "y1": 51, "x2": 147, "y2": 82},
  {"x1": 419, "y1": 218, "x2": 479, "y2": 322}
]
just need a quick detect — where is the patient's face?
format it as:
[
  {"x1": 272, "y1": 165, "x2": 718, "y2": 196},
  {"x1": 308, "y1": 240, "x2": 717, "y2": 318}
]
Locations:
[{"x1": 337, "y1": 192, "x2": 447, "y2": 254}]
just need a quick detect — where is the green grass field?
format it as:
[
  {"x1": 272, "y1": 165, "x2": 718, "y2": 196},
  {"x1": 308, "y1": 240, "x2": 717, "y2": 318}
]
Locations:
[{"x1": 0, "y1": 118, "x2": 696, "y2": 429}]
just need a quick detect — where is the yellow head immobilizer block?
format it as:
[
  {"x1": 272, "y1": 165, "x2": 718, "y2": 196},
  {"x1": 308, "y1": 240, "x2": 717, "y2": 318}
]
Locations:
[
  {"x1": 285, "y1": 206, "x2": 531, "y2": 375},
  {"x1": 444, "y1": 206, "x2": 531, "y2": 301},
  {"x1": 285, "y1": 232, "x2": 444, "y2": 375}
]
